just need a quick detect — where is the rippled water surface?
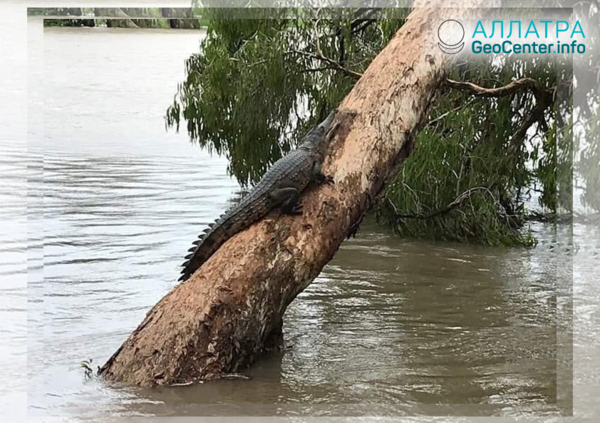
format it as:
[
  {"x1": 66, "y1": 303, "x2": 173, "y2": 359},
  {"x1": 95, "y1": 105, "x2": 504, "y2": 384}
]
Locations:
[{"x1": 2, "y1": 22, "x2": 599, "y2": 421}]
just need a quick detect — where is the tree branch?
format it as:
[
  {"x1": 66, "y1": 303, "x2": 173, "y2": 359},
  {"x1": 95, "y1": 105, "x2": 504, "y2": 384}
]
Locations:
[
  {"x1": 508, "y1": 95, "x2": 550, "y2": 154},
  {"x1": 287, "y1": 49, "x2": 363, "y2": 80},
  {"x1": 333, "y1": 8, "x2": 381, "y2": 38},
  {"x1": 445, "y1": 77, "x2": 543, "y2": 97},
  {"x1": 446, "y1": 77, "x2": 556, "y2": 153},
  {"x1": 391, "y1": 187, "x2": 497, "y2": 220}
]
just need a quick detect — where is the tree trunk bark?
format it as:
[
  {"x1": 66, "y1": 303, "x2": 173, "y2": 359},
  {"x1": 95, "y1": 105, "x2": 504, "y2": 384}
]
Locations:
[{"x1": 99, "y1": 4, "x2": 470, "y2": 386}]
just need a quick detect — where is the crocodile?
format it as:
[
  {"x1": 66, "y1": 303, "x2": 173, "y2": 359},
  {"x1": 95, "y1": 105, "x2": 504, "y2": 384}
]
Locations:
[{"x1": 178, "y1": 110, "x2": 339, "y2": 282}]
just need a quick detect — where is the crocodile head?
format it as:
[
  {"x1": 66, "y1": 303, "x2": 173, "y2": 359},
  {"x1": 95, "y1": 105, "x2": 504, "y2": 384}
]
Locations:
[{"x1": 298, "y1": 109, "x2": 337, "y2": 153}]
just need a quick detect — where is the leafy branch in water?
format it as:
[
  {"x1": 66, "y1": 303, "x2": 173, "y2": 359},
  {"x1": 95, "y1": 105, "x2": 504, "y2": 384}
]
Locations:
[{"x1": 80, "y1": 358, "x2": 100, "y2": 379}]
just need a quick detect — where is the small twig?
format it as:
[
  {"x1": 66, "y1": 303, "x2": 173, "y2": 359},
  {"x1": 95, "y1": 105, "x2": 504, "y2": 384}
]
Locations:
[
  {"x1": 351, "y1": 19, "x2": 378, "y2": 35},
  {"x1": 300, "y1": 66, "x2": 338, "y2": 73},
  {"x1": 314, "y1": 18, "x2": 323, "y2": 57},
  {"x1": 426, "y1": 98, "x2": 475, "y2": 127},
  {"x1": 387, "y1": 197, "x2": 399, "y2": 214},
  {"x1": 246, "y1": 59, "x2": 267, "y2": 68}
]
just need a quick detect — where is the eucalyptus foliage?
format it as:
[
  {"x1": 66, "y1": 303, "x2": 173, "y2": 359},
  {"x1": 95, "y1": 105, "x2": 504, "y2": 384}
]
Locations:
[
  {"x1": 166, "y1": 8, "x2": 596, "y2": 245},
  {"x1": 166, "y1": 9, "x2": 408, "y2": 185}
]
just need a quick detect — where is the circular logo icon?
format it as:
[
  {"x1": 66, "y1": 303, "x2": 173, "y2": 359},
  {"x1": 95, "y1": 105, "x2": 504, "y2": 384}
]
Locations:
[{"x1": 438, "y1": 19, "x2": 465, "y2": 54}]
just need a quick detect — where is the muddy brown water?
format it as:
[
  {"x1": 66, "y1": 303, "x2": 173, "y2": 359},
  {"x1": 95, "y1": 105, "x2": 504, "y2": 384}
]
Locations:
[{"x1": 1, "y1": 22, "x2": 599, "y2": 421}]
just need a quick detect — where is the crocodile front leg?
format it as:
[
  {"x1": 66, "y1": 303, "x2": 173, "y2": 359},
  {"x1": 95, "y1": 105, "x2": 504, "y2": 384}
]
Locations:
[
  {"x1": 269, "y1": 187, "x2": 302, "y2": 215},
  {"x1": 312, "y1": 162, "x2": 334, "y2": 185},
  {"x1": 315, "y1": 172, "x2": 335, "y2": 185}
]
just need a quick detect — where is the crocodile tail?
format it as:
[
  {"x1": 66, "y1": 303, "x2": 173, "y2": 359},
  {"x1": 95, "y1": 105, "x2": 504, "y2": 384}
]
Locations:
[{"x1": 178, "y1": 214, "x2": 229, "y2": 282}]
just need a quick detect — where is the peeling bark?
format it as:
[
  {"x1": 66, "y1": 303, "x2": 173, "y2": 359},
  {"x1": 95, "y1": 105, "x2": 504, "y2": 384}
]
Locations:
[{"x1": 99, "y1": 4, "x2": 476, "y2": 387}]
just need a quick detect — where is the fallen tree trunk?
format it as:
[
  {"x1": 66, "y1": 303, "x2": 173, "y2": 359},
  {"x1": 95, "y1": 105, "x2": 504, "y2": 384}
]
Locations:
[{"x1": 100, "y1": 4, "x2": 471, "y2": 386}]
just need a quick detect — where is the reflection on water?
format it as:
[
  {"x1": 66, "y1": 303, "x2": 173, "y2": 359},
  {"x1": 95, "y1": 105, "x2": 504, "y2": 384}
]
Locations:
[{"x1": 3, "y1": 22, "x2": 596, "y2": 421}]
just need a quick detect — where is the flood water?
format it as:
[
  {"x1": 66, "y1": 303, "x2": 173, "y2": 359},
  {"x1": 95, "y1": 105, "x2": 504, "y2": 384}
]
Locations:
[{"x1": 1, "y1": 21, "x2": 599, "y2": 421}]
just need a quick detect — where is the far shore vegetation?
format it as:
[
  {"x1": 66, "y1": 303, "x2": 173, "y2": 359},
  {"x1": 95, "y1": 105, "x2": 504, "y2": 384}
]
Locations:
[{"x1": 29, "y1": 7, "x2": 208, "y2": 29}]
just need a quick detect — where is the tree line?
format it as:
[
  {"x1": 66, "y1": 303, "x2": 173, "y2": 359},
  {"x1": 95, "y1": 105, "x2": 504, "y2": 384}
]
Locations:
[{"x1": 28, "y1": 8, "x2": 208, "y2": 29}]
